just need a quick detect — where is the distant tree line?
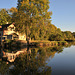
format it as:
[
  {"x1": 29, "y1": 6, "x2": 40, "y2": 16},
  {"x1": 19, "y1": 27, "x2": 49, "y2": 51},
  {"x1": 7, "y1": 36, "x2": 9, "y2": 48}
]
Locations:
[{"x1": 0, "y1": 0, "x2": 75, "y2": 41}]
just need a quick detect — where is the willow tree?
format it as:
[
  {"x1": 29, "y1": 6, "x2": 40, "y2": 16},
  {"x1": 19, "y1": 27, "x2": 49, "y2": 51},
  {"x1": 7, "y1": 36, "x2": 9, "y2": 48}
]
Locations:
[{"x1": 11, "y1": 0, "x2": 52, "y2": 40}]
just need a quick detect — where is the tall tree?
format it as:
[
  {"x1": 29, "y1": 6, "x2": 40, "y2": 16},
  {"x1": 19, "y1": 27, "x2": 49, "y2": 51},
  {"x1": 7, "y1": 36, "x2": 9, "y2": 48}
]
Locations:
[{"x1": 11, "y1": 0, "x2": 52, "y2": 40}]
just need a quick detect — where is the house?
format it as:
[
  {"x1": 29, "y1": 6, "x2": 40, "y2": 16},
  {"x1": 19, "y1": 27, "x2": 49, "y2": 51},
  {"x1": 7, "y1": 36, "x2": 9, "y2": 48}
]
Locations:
[{"x1": 0, "y1": 23, "x2": 26, "y2": 44}]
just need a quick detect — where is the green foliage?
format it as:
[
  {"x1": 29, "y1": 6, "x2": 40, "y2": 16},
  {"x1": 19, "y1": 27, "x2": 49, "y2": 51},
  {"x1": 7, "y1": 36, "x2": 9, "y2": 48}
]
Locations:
[
  {"x1": 9, "y1": 0, "x2": 75, "y2": 41},
  {"x1": 10, "y1": 0, "x2": 53, "y2": 40},
  {"x1": 48, "y1": 28, "x2": 64, "y2": 41},
  {"x1": 62, "y1": 31, "x2": 74, "y2": 40},
  {"x1": 0, "y1": 9, "x2": 12, "y2": 25},
  {"x1": 48, "y1": 28, "x2": 75, "y2": 41},
  {"x1": 72, "y1": 32, "x2": 75, "y2": 38}
]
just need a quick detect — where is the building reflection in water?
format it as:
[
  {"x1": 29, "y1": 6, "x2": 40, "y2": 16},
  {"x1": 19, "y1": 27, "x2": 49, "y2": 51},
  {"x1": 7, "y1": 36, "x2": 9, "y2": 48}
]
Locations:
[{"x1": 0, "y1": 46, "x2": 64, "y2": 75}]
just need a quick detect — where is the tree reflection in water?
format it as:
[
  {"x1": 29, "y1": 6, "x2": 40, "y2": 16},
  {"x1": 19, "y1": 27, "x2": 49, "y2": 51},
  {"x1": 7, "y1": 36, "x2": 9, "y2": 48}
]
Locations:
[
  {"x1": 0, "y1": 46, "x2": 64, "y2": 75},
  {"x1": 0, "y1": 61, "x2": 10, "y2": 75},
  {"x1": 9, "y1": 46, "x2": 63, "y2": 75}
]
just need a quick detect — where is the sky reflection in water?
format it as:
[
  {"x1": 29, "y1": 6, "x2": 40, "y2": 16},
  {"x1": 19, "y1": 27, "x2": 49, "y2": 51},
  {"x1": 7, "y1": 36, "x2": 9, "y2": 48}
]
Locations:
[
  {"x1": 46, "y1": 45, "x2": 75, "y2": 75},
  {"x1": 0, "y1": 42, "x2": 75, "y2": 75}
]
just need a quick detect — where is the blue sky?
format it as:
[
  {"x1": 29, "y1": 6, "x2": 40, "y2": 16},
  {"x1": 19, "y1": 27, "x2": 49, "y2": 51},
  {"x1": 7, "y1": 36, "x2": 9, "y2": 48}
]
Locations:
[
  {"x1": 49, "y1": 0, "x2": 75, "y2": 32},
  {"x1": 0, "y1": 0, "x2": 17, "y2": 9},
  {"x1": 0, "y1": 0, "x2": 75, "y2": 32}
]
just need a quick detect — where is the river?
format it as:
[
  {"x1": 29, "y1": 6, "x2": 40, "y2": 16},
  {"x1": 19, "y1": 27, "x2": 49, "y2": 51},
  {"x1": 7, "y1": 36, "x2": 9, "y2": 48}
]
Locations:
[{"x1": 0, "y1": 42, "x2": 75, "y2": 75}]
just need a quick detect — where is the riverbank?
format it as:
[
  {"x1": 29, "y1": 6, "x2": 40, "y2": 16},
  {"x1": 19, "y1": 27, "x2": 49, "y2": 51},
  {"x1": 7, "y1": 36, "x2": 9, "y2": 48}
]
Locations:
[
  {"x1": 1, "y1": 40, "x2": 68, "y2": 49},
  {"x1": 29, "y1": 40, "x2": 68, "y2": 47},
  {"x1": 0, "y1": 41, "x2": 75, "y2": 75}
]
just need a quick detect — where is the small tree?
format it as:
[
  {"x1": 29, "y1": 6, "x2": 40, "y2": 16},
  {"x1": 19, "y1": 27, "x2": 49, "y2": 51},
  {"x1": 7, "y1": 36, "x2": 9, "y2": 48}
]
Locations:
[{"x1": 0, "y1": 9, "x2": 11, "y2": 25}]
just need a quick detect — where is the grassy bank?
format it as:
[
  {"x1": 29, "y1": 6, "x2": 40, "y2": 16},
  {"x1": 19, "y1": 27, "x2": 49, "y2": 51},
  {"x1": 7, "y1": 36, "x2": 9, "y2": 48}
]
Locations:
[
  {"x1": 2, "y1": 40, "x2": 68, "y2": 49},
  {"x1": 29, "y1": 40, "x2": 68, "y2": 47}
]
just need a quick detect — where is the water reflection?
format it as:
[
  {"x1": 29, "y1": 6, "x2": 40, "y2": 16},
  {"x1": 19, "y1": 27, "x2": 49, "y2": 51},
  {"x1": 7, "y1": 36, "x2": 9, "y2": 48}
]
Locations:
[
  {"x1": 0, "y1": 45, "x2": 64, "y2": 75},
  {"x1": 0, "y1": 42, "x2": 75, "y2": 75},
  {"x1": 65, "y1": 41, "x2": 75, "y2": 47}
]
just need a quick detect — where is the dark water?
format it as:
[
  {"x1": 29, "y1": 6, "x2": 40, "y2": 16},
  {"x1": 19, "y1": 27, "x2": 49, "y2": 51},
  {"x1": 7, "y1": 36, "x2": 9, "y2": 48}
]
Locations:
[{"x1": 0, "y1": 42, "x2": 75, "y2": 75}]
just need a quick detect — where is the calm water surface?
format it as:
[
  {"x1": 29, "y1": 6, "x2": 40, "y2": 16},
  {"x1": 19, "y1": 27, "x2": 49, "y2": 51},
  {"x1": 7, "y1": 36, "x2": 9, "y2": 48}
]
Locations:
[
  {"x1": 46, "y1": 46, "x2": 75, "y2": 75},
  {"x1": 0, "y1": 43, "x2": 75, "y2": 75}
]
